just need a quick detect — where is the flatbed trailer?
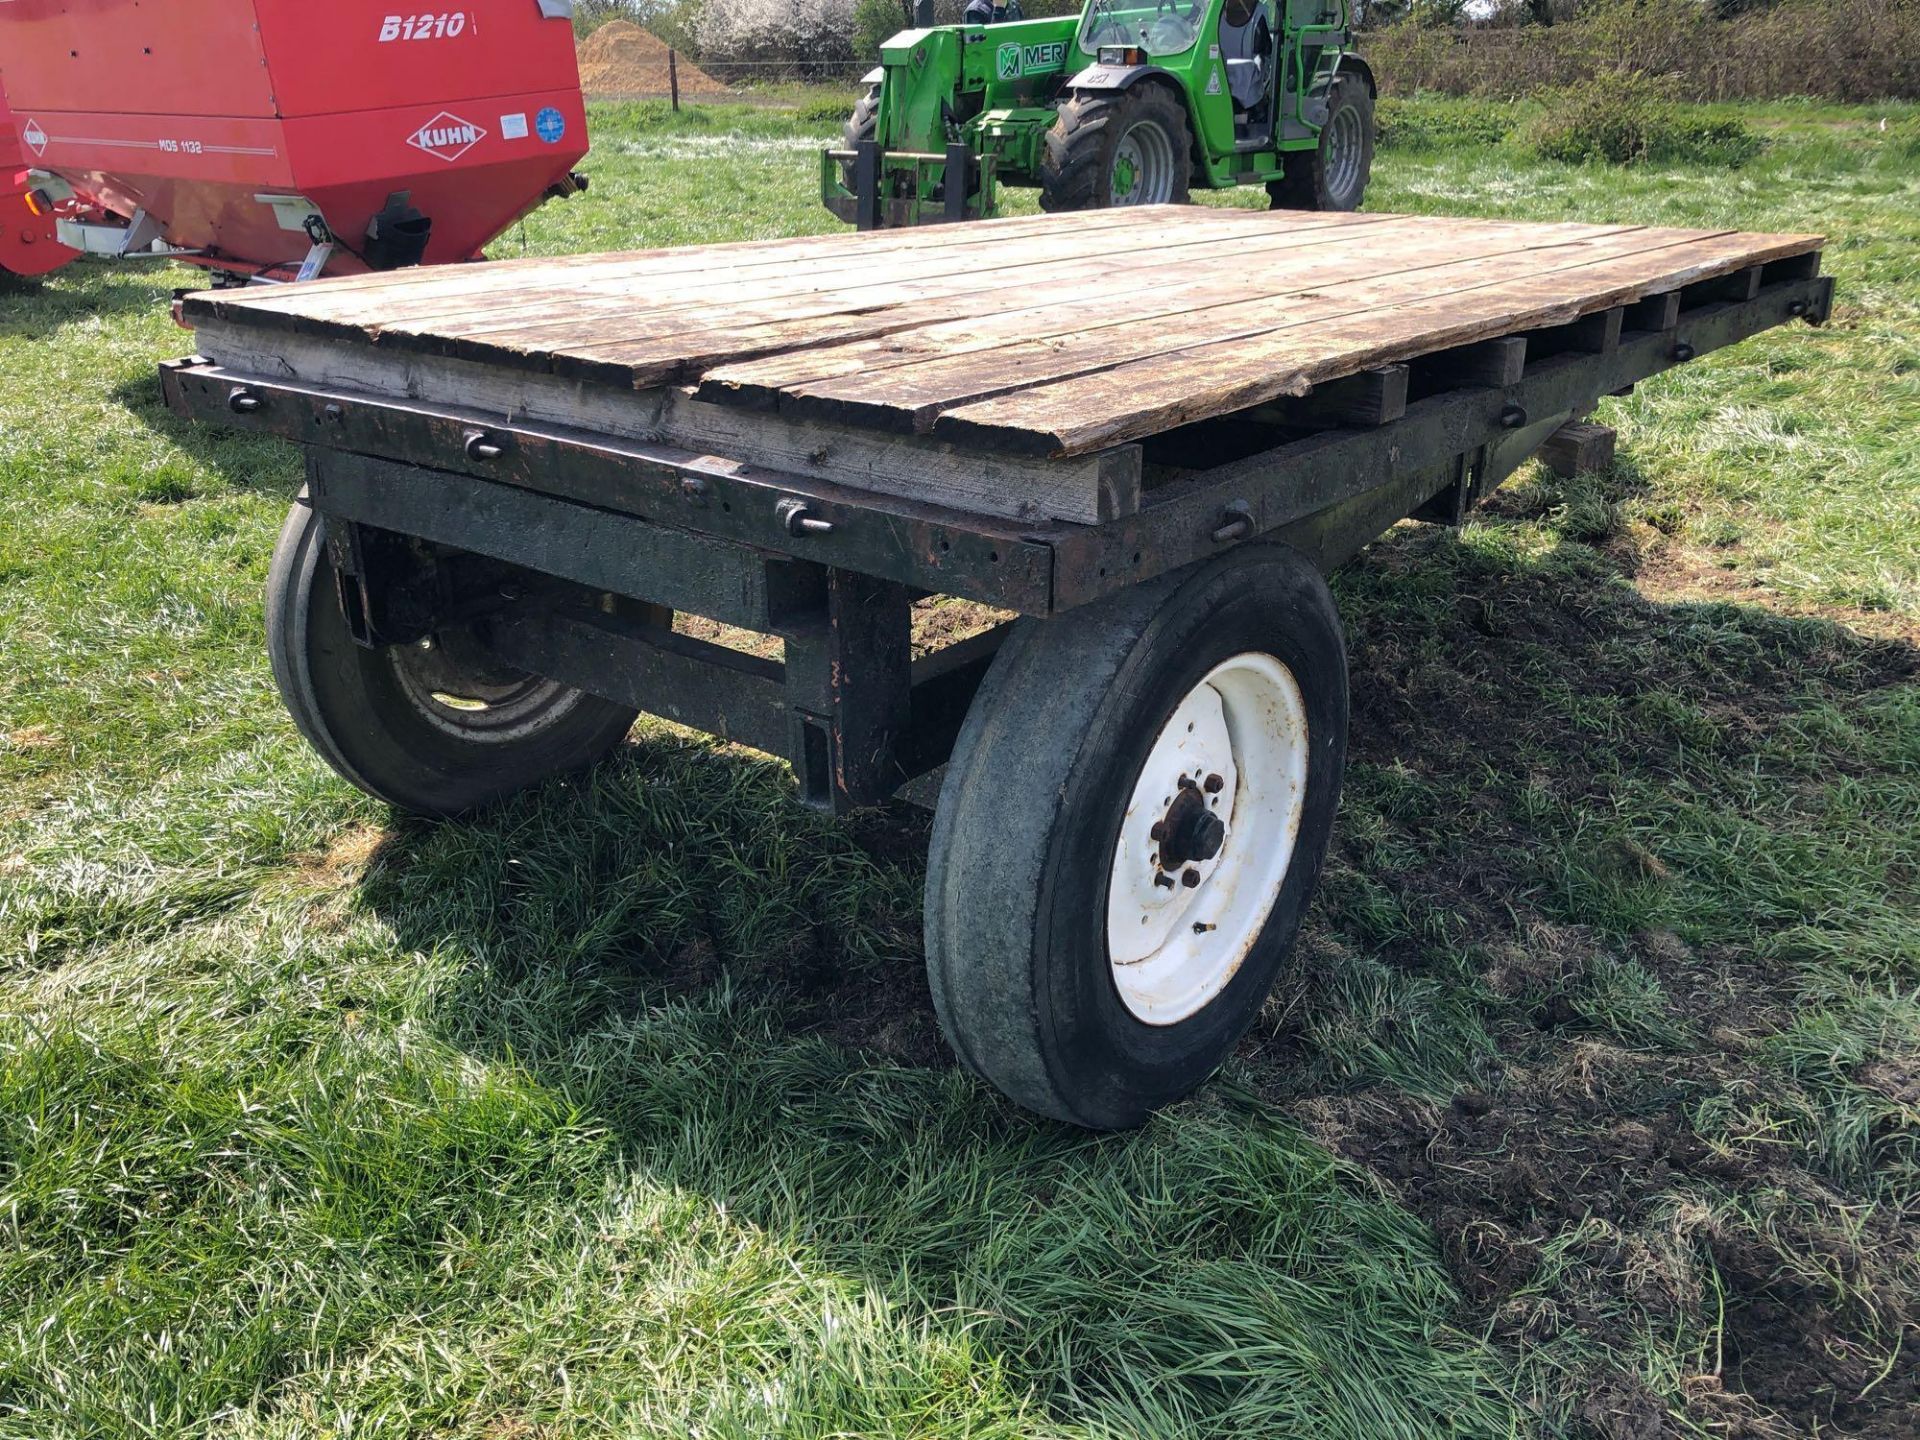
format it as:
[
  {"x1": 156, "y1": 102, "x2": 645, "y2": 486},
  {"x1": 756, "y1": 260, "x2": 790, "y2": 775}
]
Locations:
[{"x1": 163, "y1": 205, "x2": 1829, "y2": 1128}]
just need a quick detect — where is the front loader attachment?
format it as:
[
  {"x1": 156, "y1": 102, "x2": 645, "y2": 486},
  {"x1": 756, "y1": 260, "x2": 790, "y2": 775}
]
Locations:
[{"x1": 821, "y1": 142, "x2": 998, "y2": 229}]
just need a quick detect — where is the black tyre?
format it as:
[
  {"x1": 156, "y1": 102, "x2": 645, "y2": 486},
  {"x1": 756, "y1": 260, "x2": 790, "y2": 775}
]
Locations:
[
  {"x1": 265, "y1": 492, "x2": 642, "y2": 817},
  {"x1": 837, "y1": 85, "x2": 880, "y2": 189},
  {"x1": 924, "y1": 545, "x2": 1348, "y2": 1129},
  {"x1": 1268, "y1": 73, "x2": 1374, "y2": 212},
  {"x1": 1038, "y1": 84, "x2": 1192, "y2": 213}
]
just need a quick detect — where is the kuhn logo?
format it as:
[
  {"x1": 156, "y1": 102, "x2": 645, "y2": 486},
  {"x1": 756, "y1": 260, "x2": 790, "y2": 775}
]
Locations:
[
  {"x1": 406, "y1": 111, "x2": 486, "y2": 163},
  {"x1": 21, "y1": 118, "x2": 48, "y2": 157}
]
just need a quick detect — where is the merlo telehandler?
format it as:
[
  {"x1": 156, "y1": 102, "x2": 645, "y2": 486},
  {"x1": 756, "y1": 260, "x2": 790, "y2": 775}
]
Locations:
[{"x1": 822, "y1": 0, "x2": 1375, "y2": 227}]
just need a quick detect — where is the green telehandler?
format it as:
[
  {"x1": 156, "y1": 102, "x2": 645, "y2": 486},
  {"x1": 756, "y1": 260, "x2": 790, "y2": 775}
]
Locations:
[{"x1": 822, "y1": 0, "x2": 1376, "y2": 228}]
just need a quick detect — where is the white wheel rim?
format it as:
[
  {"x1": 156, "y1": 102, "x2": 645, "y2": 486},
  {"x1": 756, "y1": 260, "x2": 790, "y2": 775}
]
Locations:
[{"x1": 1105, "y1": 652, "x2": 1309, "y2": 1025}]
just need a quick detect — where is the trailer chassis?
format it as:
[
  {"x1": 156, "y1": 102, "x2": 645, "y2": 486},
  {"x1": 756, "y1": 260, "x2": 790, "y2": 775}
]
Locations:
[
  {"x1": 166, "y1": 262, "x2": 1825, "y2": 809},
  {"x1": 163, "y1": 259, "x2": 1829, "y2": 1125}
]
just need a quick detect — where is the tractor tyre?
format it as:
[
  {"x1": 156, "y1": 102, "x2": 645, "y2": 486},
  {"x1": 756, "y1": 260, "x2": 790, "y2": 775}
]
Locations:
[
  {"x1": 1268, "y1": 73, "x2": 1373, "y2": 212},
  {"x1": 837, "y1": 85, "x2": 880, "y2": 188},
  {"x1": 924, "y1": 544, "x2": 1348, "y2": 1128},
  {"x1": 266, "y1": 491, "x2": 644, "y2": 817},
  {"x1": 1038, "y1": 85, "x2": 1192, "y2": 213}
]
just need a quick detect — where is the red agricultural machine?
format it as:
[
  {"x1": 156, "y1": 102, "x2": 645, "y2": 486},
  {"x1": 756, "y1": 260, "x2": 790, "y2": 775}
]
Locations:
[
  {"x1": 0, "y1": 0, "x2": 590, "y2": 285},
  {"x1": 1, "y1": 72, "x2": 74, "y2": 277}
]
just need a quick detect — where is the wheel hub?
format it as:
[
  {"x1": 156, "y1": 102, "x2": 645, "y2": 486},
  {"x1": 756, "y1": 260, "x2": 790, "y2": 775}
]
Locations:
[
  {"x1": 1110, "y1": 119, "x2": 1177, "y2": 206},
  {"x1": 1154, "y1": 779, "x2": 1227, "y2": 872}
]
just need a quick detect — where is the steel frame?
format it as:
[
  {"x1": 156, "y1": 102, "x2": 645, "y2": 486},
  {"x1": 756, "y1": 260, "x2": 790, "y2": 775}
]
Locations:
[{"x1": 162, "y1": 265, "x2": 1830, "y2": 813}]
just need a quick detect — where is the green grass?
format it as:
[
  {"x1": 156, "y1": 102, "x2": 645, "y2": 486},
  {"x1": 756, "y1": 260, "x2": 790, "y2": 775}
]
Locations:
[{"x1": 2, "y1": 97, "x2": 1917, "y2": 1437}]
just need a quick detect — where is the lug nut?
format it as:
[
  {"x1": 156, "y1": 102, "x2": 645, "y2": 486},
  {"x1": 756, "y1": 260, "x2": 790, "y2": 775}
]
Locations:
[
  {"x1": 1149, "y1": 821, "x2": 1167, "y2": 842},
  {"x1": 1154, "y1": 873, "x2": 1176, "y2": 890},
  {"x1": 1203, "y1": 774, "x2": 1224, "y2": 794},
  {"x1": 1182, "y1": 868, "x2": 1202, "y2": 888}
]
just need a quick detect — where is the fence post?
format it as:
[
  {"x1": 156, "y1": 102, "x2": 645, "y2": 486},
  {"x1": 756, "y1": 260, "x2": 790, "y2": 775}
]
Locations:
[{"x1": 669, "y1": 49, "x2": 681, "y2": 112}]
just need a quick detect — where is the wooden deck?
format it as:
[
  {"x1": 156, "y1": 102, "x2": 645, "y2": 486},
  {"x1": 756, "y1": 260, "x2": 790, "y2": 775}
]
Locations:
[{"x1": 185, "y1": 205, "x2": 1821, "y2": 515}]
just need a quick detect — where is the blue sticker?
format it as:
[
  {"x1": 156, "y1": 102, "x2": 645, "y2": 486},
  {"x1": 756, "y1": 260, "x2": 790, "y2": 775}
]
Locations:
[{"x1": 535, "y1": 107, "x2": 566, "y2": 144}]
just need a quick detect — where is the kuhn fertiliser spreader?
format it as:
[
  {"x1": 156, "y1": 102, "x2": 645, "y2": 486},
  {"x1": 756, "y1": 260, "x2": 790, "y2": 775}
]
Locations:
[
  {"x1": 0, "y1": 0, "x2": 590, "y2": 283},
  {"x1": 1, "y1": 72, "x2": 75, "y2": 278}
]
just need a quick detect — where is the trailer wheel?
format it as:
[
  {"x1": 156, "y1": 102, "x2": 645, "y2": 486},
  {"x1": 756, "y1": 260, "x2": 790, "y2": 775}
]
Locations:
[
  {"x1": 265, "y1": 493, "x2": 643, "y2": 817},
  {"x1": 1268, "y1": 74, "x2": 1373, "y2": 212},
  {"x1": 1039, "y1": 85, "x2": 1192, "y2": 213},
  {"x1": 925, "y1": 545, "x2": 1347, "y2": 1128}
]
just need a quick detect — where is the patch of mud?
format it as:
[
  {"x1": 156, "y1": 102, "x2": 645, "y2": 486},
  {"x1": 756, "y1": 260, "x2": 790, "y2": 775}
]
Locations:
[
  {"x1": 772, "y1": 918, "x2": 945, "y2": 1069},
  {"x1": 1634, "y1": 537, "x2": 1920, "y2": 647},
  {"x1": 1252, "y1": 527, "x2": 1918, "y2": 1437}
]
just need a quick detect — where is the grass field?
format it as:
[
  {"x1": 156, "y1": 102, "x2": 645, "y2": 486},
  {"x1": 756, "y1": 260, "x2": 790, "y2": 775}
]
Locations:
[{"x1": 2, "y1": 98, "x2": 1916, "y2": 1438}]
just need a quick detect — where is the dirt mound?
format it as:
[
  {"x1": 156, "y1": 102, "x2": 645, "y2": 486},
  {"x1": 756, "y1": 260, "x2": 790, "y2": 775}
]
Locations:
[{"x1": 577, "y1": 20, "x2": 730, "y2": 98}]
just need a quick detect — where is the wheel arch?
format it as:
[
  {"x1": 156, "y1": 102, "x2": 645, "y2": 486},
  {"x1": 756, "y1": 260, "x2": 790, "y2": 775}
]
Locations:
[
  {"x1": 1335, "y1": 54, "x2": 1376, "y2": 97},
  {"x1": 1060, "y1": 61, "x2": 1179, "y2": 96}
]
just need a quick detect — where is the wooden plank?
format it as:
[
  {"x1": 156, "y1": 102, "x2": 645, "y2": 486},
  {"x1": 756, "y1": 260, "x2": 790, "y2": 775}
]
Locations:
[
  {"x1": 697, "y1": 218, "x2": 1623, "y2": 404},
  {"x1": 164, "y1": 358, "x2": 1062, "y2": 611},
  {"x1": 1045, "y1": 274, "x2": 1829, "y2": 611},
  {"x1": 409, "y1": 212, "x2": 1419, "y2": 360},
  {"x1": 1539, "y1": 421, "x2": 1617, "y2": 477},
  {"x1": 193, "y1": 206, "x2": 1319, "y2": 337},
  {"x1": 1425, "y1": 336, "x2": 1528, "y2": 389},
  {"x1": 187, "y1": 207, "x2": 1822, "y2": 465},
  {"x1": 193, "y1": 215, "x2": 1413, "y2": 393},
  {"x1": 1690, "y1": 264, "x2": 1764, "y2": 304},
  {"x1": 372, "y1": 217, "x2": 1429, "y2": 388},
  {"x1": 332, "y1": 208, "x2": 1373, "y2": 336},
  {"x1": 766, "y1": 226, "x2": 1711, "y2": 432},
  {"x1": 195, "y1": 210, "x2": 1620, "y2": 385},
  {"x1": 1624, "y1": 290, "x2": 1682, "y2": 332},
  {"x1": 192, "y1": 205, "x2": 1218, "y2": 314},
  {"x1": 1528, "y1": 305, "x2": 1620, "y2": 357},
  {"x1": 933, "y1": 229, "x2": 1824, "y2": 454},
  {"x1": 194, "y1": 318, "x2": 663, "y2": 437},
  {"x1": 191, "y1": 319, "x2": 1141, "y2": 524},
  {"x1": 1290, "y1": 366, "x2": 1409, "y2": 427},
  {"x1": 193, "y1": 203, "x2": 1252, "y2": 321}
]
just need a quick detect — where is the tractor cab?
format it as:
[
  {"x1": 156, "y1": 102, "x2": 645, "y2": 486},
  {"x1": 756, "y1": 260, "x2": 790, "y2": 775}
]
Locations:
[
  {"x1": 822, "y1": 0, "x2": 1373, "y2": 228},
  {"x1": 1215, "y1": 0, "x2": 1277, "y2": 145}
]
